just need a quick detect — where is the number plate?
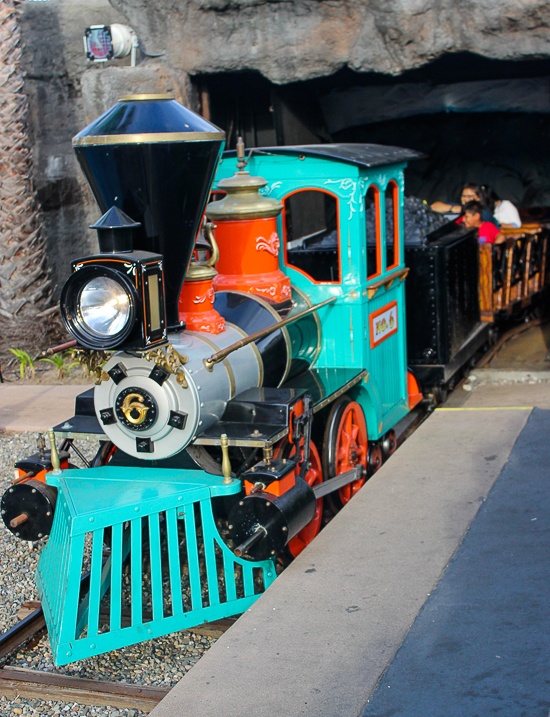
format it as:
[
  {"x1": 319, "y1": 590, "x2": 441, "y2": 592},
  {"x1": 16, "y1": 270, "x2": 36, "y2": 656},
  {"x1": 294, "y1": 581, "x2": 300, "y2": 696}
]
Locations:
[{"x1": 369, "y1": 300, "x2": 398, "y2": 348}]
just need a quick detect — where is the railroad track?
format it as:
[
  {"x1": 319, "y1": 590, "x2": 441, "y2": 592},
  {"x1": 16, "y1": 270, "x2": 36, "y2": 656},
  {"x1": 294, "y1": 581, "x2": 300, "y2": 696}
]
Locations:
[
  {"x1": 0, "y1": 600, "x2": 235, "y2": 712},
  {"x1": 447, "y1": 317, "x2": 549, "y2": 398}
]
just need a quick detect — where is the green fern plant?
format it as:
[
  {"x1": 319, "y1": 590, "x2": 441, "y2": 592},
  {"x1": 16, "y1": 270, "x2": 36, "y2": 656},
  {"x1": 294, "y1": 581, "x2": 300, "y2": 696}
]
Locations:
[
  {"x1": 9, "y1": 348, "x2": 35, "y2": 379},
  {"x1": 40, "y1": 351, "x2": 80, "y2": 379},
  {"x1": 39, "y1": 353, "x2": 66, "y2": 379}
]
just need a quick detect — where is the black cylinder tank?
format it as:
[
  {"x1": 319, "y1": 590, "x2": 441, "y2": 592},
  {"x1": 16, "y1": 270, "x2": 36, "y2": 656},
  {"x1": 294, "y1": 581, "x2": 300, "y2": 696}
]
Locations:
[{"x1": 72, "y1": 95, "x2": 225, "y2": 327}]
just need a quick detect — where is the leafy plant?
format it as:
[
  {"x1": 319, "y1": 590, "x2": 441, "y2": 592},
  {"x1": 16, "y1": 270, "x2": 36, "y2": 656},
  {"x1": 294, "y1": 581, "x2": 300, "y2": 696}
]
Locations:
[
  {"x1": 39, "y1": 351, "x2": 79, "y2": 379},
  {"x1": 9, "y1": 348, "x2": 35, "y2": 379}
]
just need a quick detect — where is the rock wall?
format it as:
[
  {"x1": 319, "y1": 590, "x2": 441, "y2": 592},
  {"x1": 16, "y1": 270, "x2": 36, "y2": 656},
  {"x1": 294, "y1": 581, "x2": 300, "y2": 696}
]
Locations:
[
  {"x1": 108, "y1": 0, "x2": 550, "y2": 83},
  {"x1": 20, "y1": 0, "x2": 189, "y2": 296},
  {"x1": 20, "y1": 0, "x2": 125, "y2": 296}
]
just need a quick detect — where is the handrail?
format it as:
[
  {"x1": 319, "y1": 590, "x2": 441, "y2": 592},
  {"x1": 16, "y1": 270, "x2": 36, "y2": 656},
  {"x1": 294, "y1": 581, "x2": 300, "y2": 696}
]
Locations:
[{"x1": 366, "y1": 267, "x2": 409, "y2": 299}]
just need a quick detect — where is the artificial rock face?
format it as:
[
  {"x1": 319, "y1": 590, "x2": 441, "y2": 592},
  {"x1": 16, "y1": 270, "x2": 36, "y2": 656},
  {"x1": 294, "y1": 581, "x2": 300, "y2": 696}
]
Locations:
[{"x1": 109, "y1": 0, "x2": 550, "y2": 83}]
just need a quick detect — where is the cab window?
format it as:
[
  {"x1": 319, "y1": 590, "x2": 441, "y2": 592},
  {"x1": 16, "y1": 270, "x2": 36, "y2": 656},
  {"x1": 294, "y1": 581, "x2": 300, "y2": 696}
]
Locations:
[
  {"x1": 283, "y1": 189, "x2": 340, "y2": 283},
  {"x1": 365, "y1": 186, "x2": 381, "y2": 279},
  {"x1": 385, "y1": 181, "x2": 400, "y2": 271}
]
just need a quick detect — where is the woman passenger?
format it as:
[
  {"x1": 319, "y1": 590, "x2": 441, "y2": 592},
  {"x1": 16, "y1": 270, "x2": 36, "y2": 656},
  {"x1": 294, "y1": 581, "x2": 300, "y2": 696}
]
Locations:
[{"x1": 431, "y1": 183, "x2": 495, "y2": 223}]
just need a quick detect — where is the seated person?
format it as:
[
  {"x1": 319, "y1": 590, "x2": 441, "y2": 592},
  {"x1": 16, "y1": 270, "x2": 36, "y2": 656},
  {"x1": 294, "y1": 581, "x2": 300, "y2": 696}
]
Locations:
[
  {"x1": 431, "y1": 183, "x2": 495, "y2": 223},
  {"x1": 462, "y1": 201, "x2": 505, "y2": 244},
  {"x1": 485, "y1": 186, "x2": 521, "y2": 229}
]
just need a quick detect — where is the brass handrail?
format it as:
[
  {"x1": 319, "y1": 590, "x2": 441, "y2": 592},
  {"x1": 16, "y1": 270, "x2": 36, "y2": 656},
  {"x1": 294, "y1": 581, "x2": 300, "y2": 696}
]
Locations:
[{"x1": 203, "y1": 296, "x2": 337, "y2": 371}]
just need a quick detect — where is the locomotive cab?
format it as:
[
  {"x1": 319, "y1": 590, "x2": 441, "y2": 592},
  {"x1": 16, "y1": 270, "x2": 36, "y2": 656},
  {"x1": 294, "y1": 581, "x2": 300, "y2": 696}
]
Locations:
[{"x1": 215, "y1": 144, "x2": 423, "y2": 436}]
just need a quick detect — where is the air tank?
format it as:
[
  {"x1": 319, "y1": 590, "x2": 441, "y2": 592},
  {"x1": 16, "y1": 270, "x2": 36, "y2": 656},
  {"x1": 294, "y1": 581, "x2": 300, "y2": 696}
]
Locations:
[{"x1": 72, "y1": 94, "x2": 225, "y2": 328}]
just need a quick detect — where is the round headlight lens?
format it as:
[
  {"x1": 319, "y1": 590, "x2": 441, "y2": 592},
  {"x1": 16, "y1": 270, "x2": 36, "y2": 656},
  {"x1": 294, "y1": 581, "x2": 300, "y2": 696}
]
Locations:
[{"x1": 79, "y1": 276, "x2": 131, "y2": 337}]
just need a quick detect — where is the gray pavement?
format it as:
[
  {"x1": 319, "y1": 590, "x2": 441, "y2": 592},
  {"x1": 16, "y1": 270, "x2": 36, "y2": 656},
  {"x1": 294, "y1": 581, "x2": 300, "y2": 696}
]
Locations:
[
  {"x1": 0, "y1": 384, "x2": 91, "y2": 432},
  {"x1": 2, "y1": 381, "x2": 548, "y2": 716},
  {"x1": 363, "y1": 407, "x2": 550, "y2": 716},
  {"x1": 150, "y1": 400, "x2": 532, "y2": 717}
]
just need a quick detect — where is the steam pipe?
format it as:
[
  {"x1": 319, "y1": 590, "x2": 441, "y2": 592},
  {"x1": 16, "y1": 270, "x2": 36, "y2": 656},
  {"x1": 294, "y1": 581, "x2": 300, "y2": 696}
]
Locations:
[{"x1": 203, "y1": 296, "x2": 336, "y2": 371}]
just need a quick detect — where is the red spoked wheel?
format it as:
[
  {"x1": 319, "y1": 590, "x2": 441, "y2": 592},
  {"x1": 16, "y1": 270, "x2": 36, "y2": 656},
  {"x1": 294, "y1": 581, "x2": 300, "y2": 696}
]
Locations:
[
  {"x1": 275, "y1": 439, "x2": 324, "y2": 559},
  {"x1": 368, "y1": 443, "x2": 383, "y2": 475},
  {"x1": 323, "y1": 397, "x2": 368, "y2": 514}
]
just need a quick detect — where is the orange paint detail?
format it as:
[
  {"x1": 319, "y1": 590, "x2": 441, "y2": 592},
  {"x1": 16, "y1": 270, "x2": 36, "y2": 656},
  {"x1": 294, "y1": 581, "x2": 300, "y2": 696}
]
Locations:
[
  {"x1": 179, "y1": 277, "x2": 225, "y2": 334},
  {"x1": 407, "y1": 370, "x2": 423, "y2": 409},
  {"x1": 18, "y1": 460, "x2": 69, "y2": 484},
  {"x1": 282, "y1": 188, "x2": 342, "y2": 285},
  {"x1": 367, "y1": 185, "x2": 383, "y2": 281},
  {"x1": 212, "y1": 217, "x2": 291, "y2": 303},
  {"x1": 369, "y1": 300, "x2": 398, "y2": 349},
  {"x1": 386, "y1": 180, "x2": 400, "y2": 272},
  {"x1": 244, "y1": 469, "x2": 296, "y2": 498},
  {"x1": 288, "y1": 399, "x2": 304, "y2": 445}
]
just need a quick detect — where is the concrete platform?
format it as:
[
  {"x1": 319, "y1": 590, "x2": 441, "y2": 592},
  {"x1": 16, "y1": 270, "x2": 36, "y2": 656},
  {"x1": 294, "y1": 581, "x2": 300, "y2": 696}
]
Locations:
[
  {"x1": 444, "y1": 378, "x2": 550, "y2": 410},
  {"x1": 150, "y1": 386, "x2": 547, "y2": 717},
  {"x1": 0, "y1": 384, "x2": 91, "y2": 432}
]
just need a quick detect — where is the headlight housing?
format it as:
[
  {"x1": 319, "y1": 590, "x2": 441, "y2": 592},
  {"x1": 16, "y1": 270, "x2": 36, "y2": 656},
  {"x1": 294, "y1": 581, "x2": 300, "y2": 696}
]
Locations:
[
  {"x1": 61, "y1": 266, "x2": 137, "y2": 350},
  {"x1": 60, "y1": 254, "x2": 167, "y2": 351}
]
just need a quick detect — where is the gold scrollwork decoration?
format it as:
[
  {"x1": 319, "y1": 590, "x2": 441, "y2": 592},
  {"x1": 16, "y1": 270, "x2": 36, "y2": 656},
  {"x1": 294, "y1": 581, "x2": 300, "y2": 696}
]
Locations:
[
  {"x1": 140, "y1": 343, "x2": 189, "y2": 387},
  {"x1": 72, "y1": 349, "x2": 111, "y2": 385}
]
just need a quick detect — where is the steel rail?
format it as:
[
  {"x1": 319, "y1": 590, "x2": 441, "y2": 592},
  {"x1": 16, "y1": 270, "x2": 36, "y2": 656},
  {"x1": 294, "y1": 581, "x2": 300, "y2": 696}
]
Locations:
[
  {"x1": 0, "y1": 667, "x2": 169, "y2": 712},
  {"x1": 0, "y1": 607, "x2": 46, "y2": 661}
]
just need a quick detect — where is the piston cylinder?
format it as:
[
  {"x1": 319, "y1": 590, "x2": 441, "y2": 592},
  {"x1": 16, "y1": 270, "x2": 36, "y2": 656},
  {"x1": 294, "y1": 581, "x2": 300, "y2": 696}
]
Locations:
[{"x1": 228, "y1": 477, "x2": 317, "y2": 561}]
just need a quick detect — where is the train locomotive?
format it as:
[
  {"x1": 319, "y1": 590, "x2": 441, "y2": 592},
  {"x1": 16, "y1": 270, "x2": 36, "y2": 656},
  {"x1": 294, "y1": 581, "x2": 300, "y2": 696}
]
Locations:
[{"x1": 2, "y1": 95, "x2": 443, "y2": 666}]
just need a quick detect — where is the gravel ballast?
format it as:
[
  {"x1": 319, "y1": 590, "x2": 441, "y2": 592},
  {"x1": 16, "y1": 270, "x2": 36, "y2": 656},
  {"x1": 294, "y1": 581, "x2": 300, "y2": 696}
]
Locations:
[{"x1": 0, "y1": 432, "x2": 219, "y2": 716}]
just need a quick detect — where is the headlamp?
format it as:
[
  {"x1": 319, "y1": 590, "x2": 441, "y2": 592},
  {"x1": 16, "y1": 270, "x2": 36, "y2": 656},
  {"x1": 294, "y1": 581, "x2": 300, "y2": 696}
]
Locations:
[
  {"x1": 79, "y1": 276, "x2": 132, "y2": 338},
  {"x1": 60, "y1": 207, "x2": 168, "y2": 352},
  {"x1": 61, "y1": 265, "x2": 137, "y2": 350}
]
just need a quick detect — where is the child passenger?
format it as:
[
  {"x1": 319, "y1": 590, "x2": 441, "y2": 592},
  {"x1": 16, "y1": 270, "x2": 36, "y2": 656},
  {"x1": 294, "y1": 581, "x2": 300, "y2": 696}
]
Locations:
[{"x1": 462, "y1": 201, "x2": 505, "y2": 244}]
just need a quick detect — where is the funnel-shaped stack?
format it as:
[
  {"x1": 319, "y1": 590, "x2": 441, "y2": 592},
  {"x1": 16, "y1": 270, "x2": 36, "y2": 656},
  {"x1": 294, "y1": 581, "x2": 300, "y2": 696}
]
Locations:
[{"x1": 73, "y1": 95, "x2": 225, "y2": 327}]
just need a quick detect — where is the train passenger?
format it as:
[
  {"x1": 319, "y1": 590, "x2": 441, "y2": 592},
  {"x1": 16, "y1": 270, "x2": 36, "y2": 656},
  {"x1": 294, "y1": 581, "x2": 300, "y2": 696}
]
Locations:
[
  {"x1": 485, "y1": 186, "x2": 522, "y2": 229},
  {"x1": 462, "y1": 201, "x2": 505, "y2": 244},
  {"x1": 431, "y1": 183, "x2": 495, "y2": 223}
]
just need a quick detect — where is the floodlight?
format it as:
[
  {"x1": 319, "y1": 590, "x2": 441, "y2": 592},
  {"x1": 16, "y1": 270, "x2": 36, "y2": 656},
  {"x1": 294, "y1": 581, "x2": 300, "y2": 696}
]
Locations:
[{"x1": 84, "y1": 24, "x2": 139, "y2": 66}]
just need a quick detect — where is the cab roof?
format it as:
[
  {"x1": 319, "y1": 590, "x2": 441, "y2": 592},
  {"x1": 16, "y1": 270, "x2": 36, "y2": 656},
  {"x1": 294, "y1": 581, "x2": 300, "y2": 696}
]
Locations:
[{"x1": 223, "y1": 143, "x2": 425, "y2": 169}]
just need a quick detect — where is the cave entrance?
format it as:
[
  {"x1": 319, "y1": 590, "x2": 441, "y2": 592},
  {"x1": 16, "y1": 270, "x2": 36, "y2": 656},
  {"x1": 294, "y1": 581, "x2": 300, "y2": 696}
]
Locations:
[
  {"x1": 193, "y1": 70, "x2": 329, "y2": 151},
  {"x1": 194, "y1": 53, "x2": 550, "y2": 207}
]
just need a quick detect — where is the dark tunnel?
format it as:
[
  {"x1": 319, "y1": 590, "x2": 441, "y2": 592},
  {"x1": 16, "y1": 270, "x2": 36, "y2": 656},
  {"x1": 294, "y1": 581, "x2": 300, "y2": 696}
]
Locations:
[{"x1": 194, "y1": 52, "x2": 550, "y2": 209}]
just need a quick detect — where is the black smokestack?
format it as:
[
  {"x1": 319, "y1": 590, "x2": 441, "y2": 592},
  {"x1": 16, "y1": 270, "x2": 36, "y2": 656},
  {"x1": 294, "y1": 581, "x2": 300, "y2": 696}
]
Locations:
[{"x1": 73, "y1": 95, "x2": 225, "y2": 328}]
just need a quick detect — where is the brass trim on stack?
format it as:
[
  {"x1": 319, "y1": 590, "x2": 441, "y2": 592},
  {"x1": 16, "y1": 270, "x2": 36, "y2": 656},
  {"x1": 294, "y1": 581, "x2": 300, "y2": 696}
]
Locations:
[{"x1": 73, "y1": 131, "x2": 225, "y2": 147}]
